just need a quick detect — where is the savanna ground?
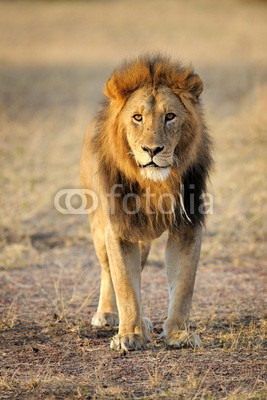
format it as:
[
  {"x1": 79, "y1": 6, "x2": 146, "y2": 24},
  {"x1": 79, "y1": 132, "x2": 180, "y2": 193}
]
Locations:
[{"x1": 0, "y1": 1, "x2": 266, "y2": 399}]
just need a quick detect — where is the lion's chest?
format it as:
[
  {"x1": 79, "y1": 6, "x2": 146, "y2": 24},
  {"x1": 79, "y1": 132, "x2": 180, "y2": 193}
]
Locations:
[{"x1": 110, "y1": 193, "x2": 177, "y2": 242}]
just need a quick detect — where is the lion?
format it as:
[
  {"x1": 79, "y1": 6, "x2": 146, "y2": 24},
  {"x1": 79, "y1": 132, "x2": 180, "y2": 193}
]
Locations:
[{"x1": 80, "y1": 54, "x2": 212, "y2": 351}]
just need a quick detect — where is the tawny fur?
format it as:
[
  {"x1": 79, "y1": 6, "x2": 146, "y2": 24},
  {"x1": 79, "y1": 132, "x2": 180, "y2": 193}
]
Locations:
[{"x1": 80, "y1": 54, "x2": 213, "y2": 351}]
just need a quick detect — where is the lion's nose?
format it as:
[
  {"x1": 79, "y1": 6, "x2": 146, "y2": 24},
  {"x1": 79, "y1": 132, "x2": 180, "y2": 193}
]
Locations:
[{"x1": 142, "y1": 146, "x2": 164, "y2": 157}]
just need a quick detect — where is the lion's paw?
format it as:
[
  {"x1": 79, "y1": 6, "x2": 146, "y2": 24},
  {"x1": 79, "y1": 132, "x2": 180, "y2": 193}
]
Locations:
[
  {"x1": 162, "y1": 331, "x2": 202, "y2": 349},
  {"x1": 91, "y1": 312, "x2": 119, "y2": 327},
  {"x1": 110, "y1": 333, "x2": 147, "y2": 352}
]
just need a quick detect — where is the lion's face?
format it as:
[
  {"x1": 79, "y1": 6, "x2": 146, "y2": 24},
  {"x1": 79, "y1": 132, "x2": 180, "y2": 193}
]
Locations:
[{"x1": 120, "y1": 86, "x2": 186, "y2": 182}]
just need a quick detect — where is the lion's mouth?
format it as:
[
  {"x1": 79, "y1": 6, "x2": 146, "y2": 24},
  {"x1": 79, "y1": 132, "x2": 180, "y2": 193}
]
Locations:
[{"x1": 139, "y1": 161, "x2": 171, "y2": 169}]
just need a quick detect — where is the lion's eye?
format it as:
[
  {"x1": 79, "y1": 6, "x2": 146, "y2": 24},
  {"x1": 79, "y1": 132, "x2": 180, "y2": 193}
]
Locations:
[
  {"x1": 165, "y1": 113, "x2": 176, "y2": 121},
  {"x1": 133, "y1": 114, "x2": 143, "y2": 122}
]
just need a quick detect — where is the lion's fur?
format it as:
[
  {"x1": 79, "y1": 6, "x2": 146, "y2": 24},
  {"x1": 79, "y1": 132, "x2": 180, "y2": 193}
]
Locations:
[
  {"x1": 80, "y1": 54, "x2": 213, "y2": 350},
  {"x1": 88, "y1": 54, "x2": 213, "y2": 241}
]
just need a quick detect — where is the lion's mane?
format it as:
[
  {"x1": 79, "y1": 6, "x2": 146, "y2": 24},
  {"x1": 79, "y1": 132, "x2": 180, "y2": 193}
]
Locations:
[{"x1": 91, "y1": 55, "x2": 213, "y2": 241}]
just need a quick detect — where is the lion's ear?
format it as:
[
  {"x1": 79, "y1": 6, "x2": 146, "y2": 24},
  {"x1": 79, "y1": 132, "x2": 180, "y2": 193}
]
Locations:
[
  {"x1": 173, "y1": 67, "x2": 203, "y2": 103},
  {"x1": 186, "y1": 73, "x2": 203, "y2": 102},
  {"x1": 104, "y1": 76, "x2": 119, "y2": 100},
  {"x1": 103, "y1": 74, "x2": 127, "y2": 106}
]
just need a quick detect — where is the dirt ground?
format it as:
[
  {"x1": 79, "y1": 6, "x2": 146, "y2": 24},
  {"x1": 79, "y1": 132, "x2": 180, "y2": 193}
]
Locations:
[{"x1": 0, "y1": 0, "x2": 266, "y2": 399}]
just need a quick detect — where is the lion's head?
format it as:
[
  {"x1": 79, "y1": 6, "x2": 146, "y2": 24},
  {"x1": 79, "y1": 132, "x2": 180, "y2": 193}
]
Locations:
[
  {"x1": 96, "y1": 55, "x2": 207, "y2": 188},
  {"x1": 89, "y1": 55, "x2": 212, "y2": 237}
]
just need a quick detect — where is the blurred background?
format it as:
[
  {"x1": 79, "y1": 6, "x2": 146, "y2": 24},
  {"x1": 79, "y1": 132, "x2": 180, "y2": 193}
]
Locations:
[
  {"x1": 0, "y1": 0, "x2": 266, "y2": 268},
  {"x1": 0, "y1": 1, "x2": 266, "y2": 397}
]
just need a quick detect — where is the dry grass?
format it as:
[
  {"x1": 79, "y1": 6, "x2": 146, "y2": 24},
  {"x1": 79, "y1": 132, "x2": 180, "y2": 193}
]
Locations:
[{"x1": 0, "y1": 0, "x2": 266, "y2": 399}]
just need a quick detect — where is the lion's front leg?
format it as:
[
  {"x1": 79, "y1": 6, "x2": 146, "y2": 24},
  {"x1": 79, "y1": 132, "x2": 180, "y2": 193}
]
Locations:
[
  {"x1": 162, "y1": 226, "x2": 202, "y2": 348},
  {"x1": 90, "y1": 223, "x2": 118, "y2": 328},
  {"x1": 105, "y1": 226, "x2": 149, "y2": 352}
]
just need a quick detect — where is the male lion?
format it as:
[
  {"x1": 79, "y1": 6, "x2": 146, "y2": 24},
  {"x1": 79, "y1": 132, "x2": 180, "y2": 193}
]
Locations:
[{"x1": 80, "y1": 55, "x2": 212, "y2": 351}]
